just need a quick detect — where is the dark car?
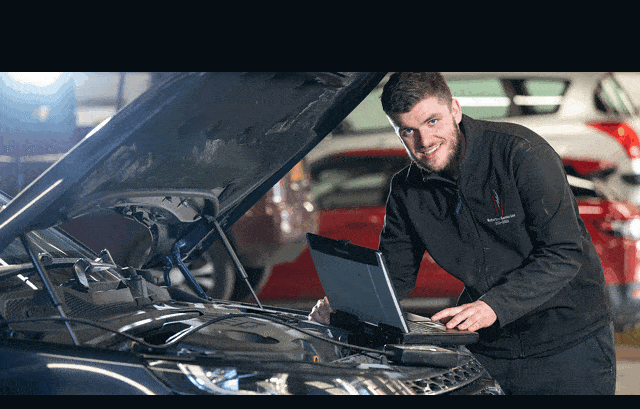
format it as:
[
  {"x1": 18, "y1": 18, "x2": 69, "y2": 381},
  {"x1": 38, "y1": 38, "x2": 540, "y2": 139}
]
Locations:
[
  {"x1": 260, "y1": 149, "x2": 640, "y2": 330},
  {"x1": 0, "y1": 72, "x2": 502, "y2": 395}
]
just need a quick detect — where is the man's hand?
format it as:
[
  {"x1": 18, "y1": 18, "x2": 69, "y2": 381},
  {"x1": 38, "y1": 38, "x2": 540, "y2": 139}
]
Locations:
[
  {"x1": 430, "y1": 300, "x2": 497, "y2": 332},
  {"x1": 308, "y1": 296, "x2": 332, "y2": 324}
]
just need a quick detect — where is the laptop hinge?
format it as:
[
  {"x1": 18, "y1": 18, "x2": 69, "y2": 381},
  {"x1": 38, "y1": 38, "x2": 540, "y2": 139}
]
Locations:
[{"x1": 330, "y1": 310, "x2": 402, "y2": 348}]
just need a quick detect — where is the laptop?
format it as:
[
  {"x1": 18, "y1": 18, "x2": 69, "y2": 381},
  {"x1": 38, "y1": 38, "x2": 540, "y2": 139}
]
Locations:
[{"x1": 307, "y1": 233, "x2": 478, "y2": 345}]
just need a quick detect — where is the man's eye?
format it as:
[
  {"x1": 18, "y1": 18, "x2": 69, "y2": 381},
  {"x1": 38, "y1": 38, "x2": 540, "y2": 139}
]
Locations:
[
  {"x1": 401, "y1": 129, "x2": 414, "y2": 137},
  {"x1": 428, "y1": 119, "x2": 438, "y2": 125}
]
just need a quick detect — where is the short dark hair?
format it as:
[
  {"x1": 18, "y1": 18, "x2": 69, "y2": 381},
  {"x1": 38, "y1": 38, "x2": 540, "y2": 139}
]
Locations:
[{"x1": 381, "y1": 72, "x2": 453, "y2": 119}]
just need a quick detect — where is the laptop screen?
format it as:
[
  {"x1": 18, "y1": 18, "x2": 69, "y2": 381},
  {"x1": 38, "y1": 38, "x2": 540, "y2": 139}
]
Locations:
[{"x1": 307, "y1": 233, "x2": 409, "y2": 333}]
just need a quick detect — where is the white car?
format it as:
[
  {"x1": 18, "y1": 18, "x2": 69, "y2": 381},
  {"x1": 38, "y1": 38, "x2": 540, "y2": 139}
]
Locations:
[{"x1": 307, "y1": 72, "x2": 640, "y2": 207}]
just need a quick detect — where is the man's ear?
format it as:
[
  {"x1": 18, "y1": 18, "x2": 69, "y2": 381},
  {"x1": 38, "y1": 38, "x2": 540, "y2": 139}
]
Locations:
[{"x1": 451, "y1": 98, "x2": 463, "y2": 124}]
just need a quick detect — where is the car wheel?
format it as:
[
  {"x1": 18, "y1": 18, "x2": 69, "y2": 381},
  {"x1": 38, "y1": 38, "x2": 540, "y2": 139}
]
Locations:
[{"x1": 187, "y1": 244, "x2": 237, "y2": 300}]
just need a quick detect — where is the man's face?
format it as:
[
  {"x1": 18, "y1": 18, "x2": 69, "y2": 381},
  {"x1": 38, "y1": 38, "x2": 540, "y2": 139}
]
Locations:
[{"x1": 388, "y1": 97, "x2": 463, "y2": 174}]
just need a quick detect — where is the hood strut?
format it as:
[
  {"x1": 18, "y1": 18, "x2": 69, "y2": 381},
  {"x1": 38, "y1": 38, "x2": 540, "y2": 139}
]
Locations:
[
  {"x1": 213, "y1": 220, "x2": 263, "y2": 309},
  {"x1": 19, "y1": 234, "x2": 80, "y2": 346}
]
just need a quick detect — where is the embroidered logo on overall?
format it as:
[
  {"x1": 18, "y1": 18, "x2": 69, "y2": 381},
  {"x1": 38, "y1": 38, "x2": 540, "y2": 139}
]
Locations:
[
  {"x1": 491, "y1": 189, "x2": 503, "y2": 217},
  {"x1": 487, "y1": 189, "x2": 516, "y2": 225}
]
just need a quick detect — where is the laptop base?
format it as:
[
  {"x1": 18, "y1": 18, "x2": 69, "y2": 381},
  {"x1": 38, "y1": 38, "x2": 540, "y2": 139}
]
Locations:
[
  {"x1": 330, "y1": 309, "x2": 479, "y2": 348},
  {"x1": 384, "y1": 344, "x2": 464, "y2": 367},
  {"x1": 330, "y1": 310, "x2": 402, "y2": 348}
]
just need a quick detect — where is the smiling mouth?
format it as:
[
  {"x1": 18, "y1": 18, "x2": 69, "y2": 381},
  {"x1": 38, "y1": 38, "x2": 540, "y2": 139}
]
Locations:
[{"x1": 423, "y1": 143, "x2": 442, "y2": 158}]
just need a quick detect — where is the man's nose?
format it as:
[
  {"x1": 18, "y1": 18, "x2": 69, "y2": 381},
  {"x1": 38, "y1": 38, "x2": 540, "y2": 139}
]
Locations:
[{"x1": 412, "y1": 128, "x2": 430, "y2": 149}]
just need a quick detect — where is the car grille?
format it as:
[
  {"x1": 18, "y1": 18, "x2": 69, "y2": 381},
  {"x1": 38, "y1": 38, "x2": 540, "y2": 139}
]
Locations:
[
  {"x1": 335, "y1": 352, "x2": 502, "y2": 395},
  {"x1": 403, "y1": 358, "x2": 502, "y2": 395}
]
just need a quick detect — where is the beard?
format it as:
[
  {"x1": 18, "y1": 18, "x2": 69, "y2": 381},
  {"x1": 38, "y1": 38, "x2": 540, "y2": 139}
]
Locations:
[{"x1": 408, "y1": 120, "x2": 464, "y2": 176}]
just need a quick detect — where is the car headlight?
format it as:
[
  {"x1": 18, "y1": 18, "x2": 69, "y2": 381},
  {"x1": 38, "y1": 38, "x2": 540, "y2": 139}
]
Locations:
[
  {"x1": 145, "y1": 358, "x2": 412, "y2": 395},
  {"x1": 177, "y1": 364, "x2": 290, "y2": 395}
]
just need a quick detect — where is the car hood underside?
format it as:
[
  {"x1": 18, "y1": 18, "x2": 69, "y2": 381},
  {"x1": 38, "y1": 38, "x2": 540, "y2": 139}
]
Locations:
[{"x1": 0, "y1": 72, "x2": 386, "y2": 267}]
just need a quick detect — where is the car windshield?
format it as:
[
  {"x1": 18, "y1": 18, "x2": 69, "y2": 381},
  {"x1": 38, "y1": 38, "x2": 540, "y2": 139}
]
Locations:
[
  {"x1": 596, "y1": 73, "x2": 638, "y2": 117},
  {"x1": 310, "y1": 155, "x2": 410, "y2": 210},
  {"x1": 0, "y1": 191, "x2": 96, "y2": 266}
]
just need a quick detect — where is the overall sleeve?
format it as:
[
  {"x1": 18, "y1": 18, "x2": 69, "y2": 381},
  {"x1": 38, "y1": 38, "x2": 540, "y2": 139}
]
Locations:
[
  {"x1": 479, "y1": 142, "x2": 585, "y2": 327},
  {"x1": 378, "y1": 175, "x2": 426, "y2": 300}
]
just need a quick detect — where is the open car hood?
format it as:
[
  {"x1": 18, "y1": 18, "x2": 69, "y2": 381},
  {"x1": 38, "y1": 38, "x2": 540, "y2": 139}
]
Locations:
[{"x1": 0, "y1": 72, "x2": 386, "y2": 266}]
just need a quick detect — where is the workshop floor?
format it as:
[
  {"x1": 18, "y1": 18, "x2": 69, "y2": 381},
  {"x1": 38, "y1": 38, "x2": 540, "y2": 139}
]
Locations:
[{"x1": 615, "y1": 330, "x2": 640, "y2": 395}]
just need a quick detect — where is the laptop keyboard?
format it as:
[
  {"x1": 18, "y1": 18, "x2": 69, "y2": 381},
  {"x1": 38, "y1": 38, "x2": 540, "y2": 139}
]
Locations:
[
  {"x1": 407, "y1": 319, "x2": 449, "y2": 333},
  {"x1": 401, "y1": 315, "x2": 480, "y2": 345}
]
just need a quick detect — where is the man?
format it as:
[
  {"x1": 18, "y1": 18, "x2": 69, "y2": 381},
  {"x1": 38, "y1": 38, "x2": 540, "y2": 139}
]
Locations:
[{"x1": 310, "y1": 72, "x2": 616, "y2": 394}]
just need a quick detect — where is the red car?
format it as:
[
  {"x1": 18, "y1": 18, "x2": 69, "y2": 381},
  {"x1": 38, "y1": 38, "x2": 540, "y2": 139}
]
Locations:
[{"x1": 260, "y1": 148, "x2": 640, "y2": 330}]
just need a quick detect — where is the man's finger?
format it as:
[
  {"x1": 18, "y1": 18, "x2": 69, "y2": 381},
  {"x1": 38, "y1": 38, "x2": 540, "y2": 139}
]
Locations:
[
  {"x1": 308, "y1": 297, "x2": 332, "y2": 324},
  {"x1": 443, "y1": 307, "x2": 477, "y2": 329},
  {"x1": 459, "y1": 319, "x2": 481, "y2": 332},
  {"x1": 434, "y1": 301, "x2": 497, "y2": 331},
  {"x1": 431, "y1": 305, "x2": 467, "y2": 322},
  {"x1": 455, "y1": 313, "x2": 479, "y2": 330},
  {"x1": 309, "y1": 309, "x2": 329, "y2": 324}
]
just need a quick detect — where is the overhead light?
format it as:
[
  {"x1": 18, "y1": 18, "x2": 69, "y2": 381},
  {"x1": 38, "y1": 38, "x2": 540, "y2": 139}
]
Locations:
[
  {"x1": 7, "y1": 72, "x2": 63, "y2": 88},
  {"x1": 455, "y1": 96, "x2": 510, "y2": 107},
  {"x1": 513, "y1": 95, "x2": 562, "y2": 106}
]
